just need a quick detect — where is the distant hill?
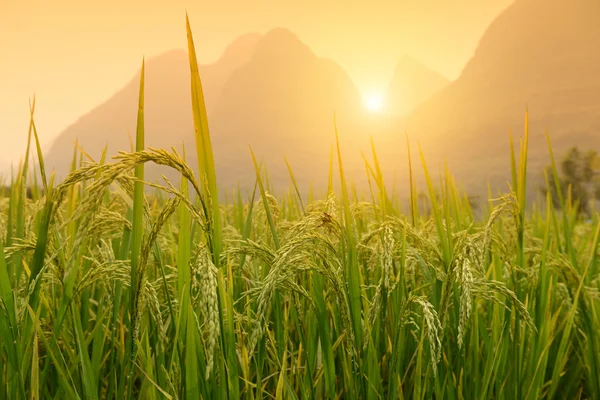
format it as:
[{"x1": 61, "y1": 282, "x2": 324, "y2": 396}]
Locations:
[
  {"x1": 44, "y1": 28, "x2": 368, "y2": 191},
  {"x1": 398, "y1": 0, "x2": 600, "y2": 197},
  {"x1": 44, "y1": 33, "x2": 262, "y2": 181},
  {"x1": 209, "y1": 28, "x2": 367, "y2": 189},
  {"x1": 44, "y1": 0, "x2": 600, "y2": 199},
  {"x1": 385, "y1": 56, "x2": 449, "y2": 117}
]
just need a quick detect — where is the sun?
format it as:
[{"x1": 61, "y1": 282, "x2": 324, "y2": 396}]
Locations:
[{"x1": 363, "y1": 93, "x2": 385, "y2": 113}]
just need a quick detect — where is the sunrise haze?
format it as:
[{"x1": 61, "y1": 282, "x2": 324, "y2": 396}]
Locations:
[{"x1": 0, "y1": 0, "x2": 513, "y2": 166}]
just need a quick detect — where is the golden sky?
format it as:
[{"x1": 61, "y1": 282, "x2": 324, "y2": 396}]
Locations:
[{"x1": 0, "y1": 0, "x2": 513, "y2": 166}]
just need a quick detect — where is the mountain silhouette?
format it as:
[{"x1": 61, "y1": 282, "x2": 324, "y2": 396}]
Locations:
[
  {"x1": 43, "y1": 0, "x2": 600, "y2": 199},
  {"x1": 44, "y1": 28, "x2": 367, "y2": 190},
  {"x1": 400, "y1": 0, "x2": 600, "y2": 197},
  {"x1": 209, "y1": 28, "x2": 366, "y2": 189},
  {"x1": 386, "y1": 56, "x2": 448, "y2": 117},
  {"x1": 44, "y1": 33, "x2": 261, "y2": 180}
]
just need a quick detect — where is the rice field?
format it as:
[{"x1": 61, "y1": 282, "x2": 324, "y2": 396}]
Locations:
[{"x1": 1, "y1": 18, "x2": 599, "y2": 399}]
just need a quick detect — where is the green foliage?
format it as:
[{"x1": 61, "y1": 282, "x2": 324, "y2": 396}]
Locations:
[{"x1": 543, "y1": 146, "x2": 600, "y2": 215}]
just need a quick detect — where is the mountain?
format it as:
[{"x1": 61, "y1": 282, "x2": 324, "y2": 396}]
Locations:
[
  {"x1": 399, "y1": 0, "x2": 600, "y2": 197},
  {"x1": 44, "y1": 28, "x2": 367, "y2": 190},
  {"x1": 385, "y1": 56, "x2": 449, "y2": 117},
  {"x1": 44, "y1": 33, "x2": 262, "y2": 180},
  {"x1": 209, "y1": 28, "x2": 366, "y2": 189}
]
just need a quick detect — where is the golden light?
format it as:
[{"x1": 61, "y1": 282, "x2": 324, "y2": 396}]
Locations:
[{"x1": 363, "y1": 92, "x2": 385, "y2": 113}]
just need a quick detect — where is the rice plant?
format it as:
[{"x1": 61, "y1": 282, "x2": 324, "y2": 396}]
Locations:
[{"x1": 0, "y1": 16, "x2": 599, "y2": 400}]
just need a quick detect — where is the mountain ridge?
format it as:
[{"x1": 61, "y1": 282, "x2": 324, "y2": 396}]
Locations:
[
  {"x1": 395, "y1": 0, "x2": 600, "y2": 197},
  {"x1": 43, "y1": 28, "x2": 371, "y2": 190}
]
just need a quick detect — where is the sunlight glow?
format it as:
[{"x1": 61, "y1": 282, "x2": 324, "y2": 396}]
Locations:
[{"x1": 363, "y1": 93, "x2": 385, "y2": 112}]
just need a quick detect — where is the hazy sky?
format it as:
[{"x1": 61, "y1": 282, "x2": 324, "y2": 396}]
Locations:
[{"x1": 0, "y1": 0, "x2": 513, "y2": 165}]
